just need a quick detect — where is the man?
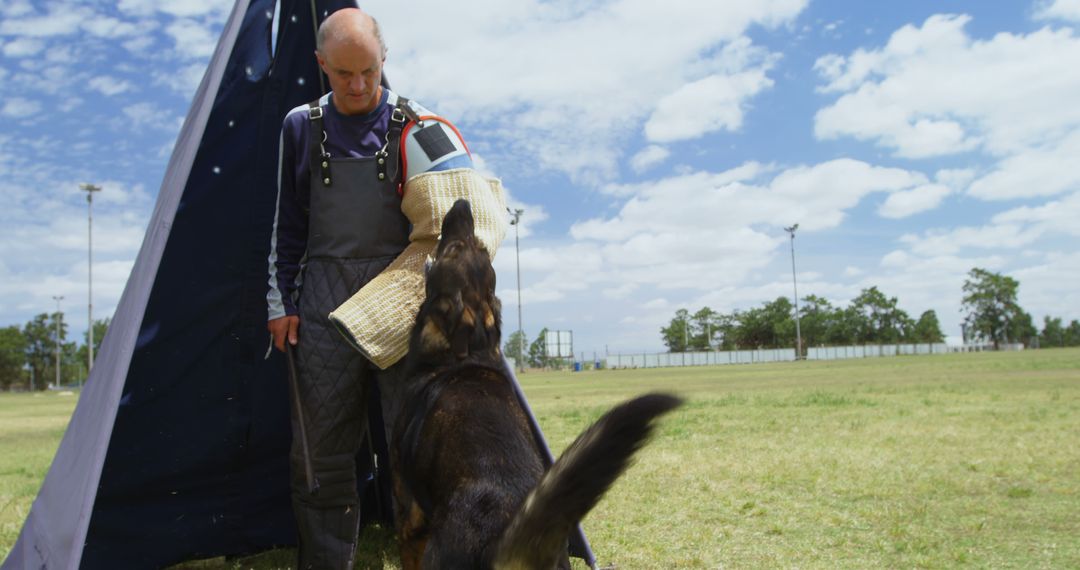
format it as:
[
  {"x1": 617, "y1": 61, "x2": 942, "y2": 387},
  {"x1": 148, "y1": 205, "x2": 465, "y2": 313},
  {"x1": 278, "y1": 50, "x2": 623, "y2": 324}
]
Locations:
[{"x1": 266, "y1": 8, "x2": 411, "y2": 569}]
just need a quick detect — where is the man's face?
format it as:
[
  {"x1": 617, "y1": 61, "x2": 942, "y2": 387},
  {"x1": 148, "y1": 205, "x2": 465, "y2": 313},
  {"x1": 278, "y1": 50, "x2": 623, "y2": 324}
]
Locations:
[{"x1": 316, "y1": 35, "x2": 383, "y2": 115}]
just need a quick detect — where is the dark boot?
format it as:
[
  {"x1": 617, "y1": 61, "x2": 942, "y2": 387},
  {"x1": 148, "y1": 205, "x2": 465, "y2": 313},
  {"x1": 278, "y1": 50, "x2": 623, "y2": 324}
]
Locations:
[{"x1": 294, "y1": 499, "x2": 362, "y2": 570}]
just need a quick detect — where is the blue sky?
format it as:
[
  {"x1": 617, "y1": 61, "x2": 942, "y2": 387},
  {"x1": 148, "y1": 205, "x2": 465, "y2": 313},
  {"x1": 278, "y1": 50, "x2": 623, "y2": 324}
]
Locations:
[{"x1": 2, "y1": 0, "x2": 1079, "y2": 356}]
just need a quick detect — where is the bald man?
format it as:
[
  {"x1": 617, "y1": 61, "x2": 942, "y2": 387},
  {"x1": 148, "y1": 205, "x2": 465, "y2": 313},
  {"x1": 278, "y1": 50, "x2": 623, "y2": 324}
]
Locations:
[{"x1": 265, "y1": 9, "x2": 419, "y2": 569}]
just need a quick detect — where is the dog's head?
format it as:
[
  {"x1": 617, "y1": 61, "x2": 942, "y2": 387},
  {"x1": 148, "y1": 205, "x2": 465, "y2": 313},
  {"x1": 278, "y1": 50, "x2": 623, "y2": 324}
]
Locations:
[{"x1": 410, "y1": 199, "x2": 502, "y2": 365}]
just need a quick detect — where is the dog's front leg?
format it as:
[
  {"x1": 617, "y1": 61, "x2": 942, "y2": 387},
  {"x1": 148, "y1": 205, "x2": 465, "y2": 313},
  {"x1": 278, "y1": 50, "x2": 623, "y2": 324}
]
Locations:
[{"x1": 391, "y1": 474, "x2": 429, "y2": 570}]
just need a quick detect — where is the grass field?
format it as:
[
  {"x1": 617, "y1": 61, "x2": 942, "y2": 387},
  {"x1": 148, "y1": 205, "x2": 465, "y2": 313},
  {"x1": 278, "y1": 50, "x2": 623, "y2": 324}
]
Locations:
[{"x1": 2, "y1": 349, "x2": 1079, "y2": 568}]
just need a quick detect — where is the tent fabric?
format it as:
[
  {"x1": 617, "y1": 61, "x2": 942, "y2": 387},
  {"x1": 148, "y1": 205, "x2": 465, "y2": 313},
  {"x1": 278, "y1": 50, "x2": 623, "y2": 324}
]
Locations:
[
  {"x1": 4, "y1": 1, "x2": 348, "y2": 568},
  {"x1": 3, "y1": 1, "x2": 596, "y2": 568}
]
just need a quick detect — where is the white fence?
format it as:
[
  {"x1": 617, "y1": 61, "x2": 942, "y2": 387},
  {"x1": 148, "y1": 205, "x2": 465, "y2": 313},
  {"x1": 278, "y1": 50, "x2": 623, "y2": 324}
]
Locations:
[
  {"x1": 806, "y1": 343, "x2": 948, "y2": 360},
  {"x1": 561, "y1": 342, "x2": 1025, "y2": 372},
  {"x1": 599, "y1": 342, "x2": 979, "y2": 370},
  {"x1": 606, "y1": 348, "x2": 796, "y2": 369}
]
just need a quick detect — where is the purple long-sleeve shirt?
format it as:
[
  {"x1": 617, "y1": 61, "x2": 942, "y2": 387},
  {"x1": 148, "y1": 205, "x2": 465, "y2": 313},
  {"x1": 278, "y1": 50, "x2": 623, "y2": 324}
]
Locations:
[{"x1": 266, "y1": 89, "x2": 399, "y2": 320}]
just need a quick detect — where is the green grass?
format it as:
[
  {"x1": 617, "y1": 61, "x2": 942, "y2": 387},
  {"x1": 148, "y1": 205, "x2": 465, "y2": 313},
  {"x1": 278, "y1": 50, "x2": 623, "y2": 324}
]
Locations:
[
  {"x1": 3, "y1": 349, "x2": 1080, "y2": 568},
  {"x1": 0, "y1": 390, "x2": 78, "y2": 560}
]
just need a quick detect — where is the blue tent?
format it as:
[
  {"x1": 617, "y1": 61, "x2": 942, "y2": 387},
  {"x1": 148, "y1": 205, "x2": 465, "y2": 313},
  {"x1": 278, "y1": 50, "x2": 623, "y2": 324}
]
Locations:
[{"x1": 2, "y1": 1, "x2": 594, "y2": 568}]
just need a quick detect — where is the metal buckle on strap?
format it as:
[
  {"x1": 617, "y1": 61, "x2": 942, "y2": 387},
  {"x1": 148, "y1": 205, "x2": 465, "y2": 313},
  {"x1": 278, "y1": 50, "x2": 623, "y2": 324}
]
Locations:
[
  {"x1": 391, "y1": 107, "x2": 405, "y2": 123},
  {"x1": 309, "y1": 106, "x2": 324, "y2": 120}
]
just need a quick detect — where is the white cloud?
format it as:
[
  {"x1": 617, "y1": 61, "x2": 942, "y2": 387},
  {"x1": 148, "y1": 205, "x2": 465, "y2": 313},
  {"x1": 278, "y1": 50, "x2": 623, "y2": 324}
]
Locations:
[
  {"x1": 878, "y1": 183, "x2": 951, "y2": 218},
  {"x1": 117, "y1": 0, "x2": 230, "y2": 18},
  {"x1": 379, "y1": 0, "x2": 808, "y2": 182},
  {"x1": 768, "y1": 158, "x2": 924, "y2": 228},
  {"x1": 1, "y1": 97, "x2": 42, "y2": 117},
  {"x1": 123, "y1": 35, "x2": 155, "y2": 53},
  {"x1": 900, "y1": 221, "x2": 1045, "y2": 257},
  {"x1": 120, "y1": 103, "x2": 181, "y2": 133},
  {"x1": 154, "y1": 63, "x2": 209, "y2": 96},
  {"x1": 645, "y1": 68, "x2": 773, "y2": 142},
  {"x1": 165, "y1": 18, "x2": 217, "y2": 59},
  {"x1": 88, "y1": 76, "x2": 135, "y2": 97},
  {"x1": 602, "y1": 282, "x2": 639, "y2": 300},
  {"x1": 544, "y1": 158, "x2": 928, "y2": 305},
  {"x1": 0, "y1": 6, "x2": 86, "y2": 37},
  {"x1": 1013, "y1": 250, "x2": 1080, "y2": 324},
  {"x1": 630, "y1": 145, "x2": 671, "y2": 174},
  {"x1": 814, "y1": 14, "x2": 1080, "y2": 159},
  {"x1": 2, "y1": 37, "x2": 45, "y2": 57},
  {"x1": 968, "y1": 130, "x2": 1080, "y2": 200},
  {"x1": 44, "y1": 45, "x2": 77, "y2": 65},
  {"x1": 0, "y1": 1, "x2": 34, "y2": 18},
  {"x1": 1035, "y1": 0, "x2": 1080, "y2": 22},
  {"x1": 991, "y1": 190, "x2": 1080, "y2": 238},
  {"x1": 82, "y1": 15, "x2": 140, "y2": 39},
  {"x1": 935, "y1": 168, "x2": 975, "y2": 190}
]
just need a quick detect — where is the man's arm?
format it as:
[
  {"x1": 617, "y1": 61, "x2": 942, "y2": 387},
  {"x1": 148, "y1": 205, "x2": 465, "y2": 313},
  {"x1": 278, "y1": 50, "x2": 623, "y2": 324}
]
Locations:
[{"x1": 267, "y1": 112, "x2": 310, "y2": 351}]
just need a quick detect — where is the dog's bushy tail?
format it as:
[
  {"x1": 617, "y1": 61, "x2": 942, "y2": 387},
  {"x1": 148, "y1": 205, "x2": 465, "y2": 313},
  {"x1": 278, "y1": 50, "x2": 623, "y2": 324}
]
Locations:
[{"x1": 492, "y1": 392, "x2": 683, "y2": 570}]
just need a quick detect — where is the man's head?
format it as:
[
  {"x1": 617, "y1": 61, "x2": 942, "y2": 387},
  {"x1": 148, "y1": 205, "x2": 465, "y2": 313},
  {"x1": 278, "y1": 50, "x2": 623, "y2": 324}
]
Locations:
[{"x1": 315, "y1": 8, "x2": 386, "y2": 115}]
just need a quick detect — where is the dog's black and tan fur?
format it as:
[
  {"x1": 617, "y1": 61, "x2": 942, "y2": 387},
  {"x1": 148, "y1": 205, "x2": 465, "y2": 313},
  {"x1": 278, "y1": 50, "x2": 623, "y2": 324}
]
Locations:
[{"x1": 391, "y1": 199, "x2": 682, "y2": 569}]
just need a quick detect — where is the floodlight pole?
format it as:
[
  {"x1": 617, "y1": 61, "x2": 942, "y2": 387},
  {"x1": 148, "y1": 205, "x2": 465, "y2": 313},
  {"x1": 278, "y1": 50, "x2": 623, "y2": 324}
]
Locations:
[
  {"x1": 683, "y1": 318, "x2": 689, "y2": 352},
  {"x1": 784, "y1": 224, "x2": 802, "y2": 360},
  {"x1": 80, "y1": 183, "x2": 101, "y2": 378},
  {"x1": 53, "y1": 295, "x2": 64, "y2": 388},
  {"x1": 508, "y1": 208, "x2": 525, "y2": 371}
]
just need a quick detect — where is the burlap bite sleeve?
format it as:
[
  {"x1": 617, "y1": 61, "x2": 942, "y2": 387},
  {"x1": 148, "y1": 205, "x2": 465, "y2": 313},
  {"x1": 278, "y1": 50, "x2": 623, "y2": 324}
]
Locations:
[{"x1": 329, "y1": 168, "x2": 508, "y2": 369}]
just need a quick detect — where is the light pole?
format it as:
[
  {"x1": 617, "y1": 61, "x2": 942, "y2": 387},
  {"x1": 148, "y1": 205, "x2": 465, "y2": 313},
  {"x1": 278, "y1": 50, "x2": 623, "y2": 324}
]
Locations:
[
  {"x1": 508, "y1": 208, "x2": 525, "y2": 371},
  {"x1": 52, "y1": 295, "x2": 64, "y2": 388},
  {"x1": 683, "y1": 318, "x2": 689, "y2": 352},
  {"x1": 784, "y1": 224, "x2": 803, "y2": 360},
  {"x1": 80, "y1": 183, "x2": 101, "y2": 375}
]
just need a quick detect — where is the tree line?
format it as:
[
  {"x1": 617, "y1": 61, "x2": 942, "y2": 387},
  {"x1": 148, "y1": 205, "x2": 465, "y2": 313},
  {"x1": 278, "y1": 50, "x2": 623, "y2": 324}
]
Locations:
[
  {"x1": 659, "y1": 267, "x2": 1079, "y2": 353},
  {"x1": 0, "y1": 314, "x2": 109, "y2": 391}
]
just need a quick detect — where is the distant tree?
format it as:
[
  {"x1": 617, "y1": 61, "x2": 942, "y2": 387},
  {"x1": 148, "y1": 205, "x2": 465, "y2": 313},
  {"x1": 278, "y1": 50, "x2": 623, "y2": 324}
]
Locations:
[
  {"x1": 504, "y1": 330, "x2": 528, "y2": 367},
  {"x1": 24, "y1": 313, "x2": 67, "y2": 391},
  {"x1": 798, "y1": 295, "x2": 834, "y2": 348},
  {"x1": 850, "y1": 286, "x2": 908, "y2": 343},
  {"x1": 712, "y1": 312, "x2": 739, "y2": 350},
  {"x1": 912, "y1": 310, "x2": 945, "y2": 344},
  {"x1": 1067, "y1": 320, "x2": 1080, "y2": 347},
  {"x1": 764, "y1": 297, "x2": 796, "y2": 350},
  {"x1": 1041, "y1": 316, "x2": 1065, "y2": 348},
  {"x1": 689, "y1": 307, "x2": 721, "y2": 351},
  {"x1": 0, "y1": 326, "x2": 27, "y2": 391},
  {"x1": 1009, "y1": 311, "x2": 1038, "y2": 348},
  {"x1": 828, "y1": 306, "x2": 862, "y2": 345},
  {"x1": 75, "y1": 317, "x2": 111, "y2": 370},
  {"x1": 961, "y1": 268, "x2": 1024, "y2": 350},
  {"x1": 732, "y1": 307, "x2": 768, "y2": 348},
  {"x1": 527, "y1": 327, "x2": 549, "y2": 368},
  {"x1": 660, "y1": 309, "x2": 692, "y2": 352}
]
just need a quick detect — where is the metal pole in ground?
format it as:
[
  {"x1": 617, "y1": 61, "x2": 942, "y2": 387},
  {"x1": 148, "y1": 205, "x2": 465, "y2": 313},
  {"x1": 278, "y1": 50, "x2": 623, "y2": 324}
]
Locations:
[
  {"x1": 784, "y1": 224, "x2": 802, "y2": 359},
  {"x1": 80, "y1": 183, "x2": 102, "y2": 378},
  {"x1": 52, "y1": 295, "x2": 64, "y2": 388},
  {"x1": 508, "y1": 208, "x2": 525, "y2": 371}
]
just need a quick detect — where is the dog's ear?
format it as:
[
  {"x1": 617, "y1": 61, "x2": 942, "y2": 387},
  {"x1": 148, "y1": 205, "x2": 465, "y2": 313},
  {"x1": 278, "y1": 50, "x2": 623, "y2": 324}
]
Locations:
[{"x1": 439, "y1": 199, "x2": 475, "y2": 250}]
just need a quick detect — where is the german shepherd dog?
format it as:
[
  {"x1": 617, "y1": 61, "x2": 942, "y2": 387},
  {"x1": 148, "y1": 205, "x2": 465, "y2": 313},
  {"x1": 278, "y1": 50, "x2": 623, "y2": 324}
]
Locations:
[{"x1": 391, "y1": 199, "x2": 682, "y2": 569}]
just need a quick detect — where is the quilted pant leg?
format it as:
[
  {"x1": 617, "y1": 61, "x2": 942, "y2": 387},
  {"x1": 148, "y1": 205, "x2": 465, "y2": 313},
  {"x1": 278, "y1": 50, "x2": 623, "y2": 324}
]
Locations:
[{"x1": 290, "y1": 258, "x2": 386, "y2": 570}]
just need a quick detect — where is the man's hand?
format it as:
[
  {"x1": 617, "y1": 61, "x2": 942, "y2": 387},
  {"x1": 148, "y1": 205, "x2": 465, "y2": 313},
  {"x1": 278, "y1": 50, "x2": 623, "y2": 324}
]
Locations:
[{"x1": 268, "y1": 315, "x2": 300, "y2": 352}]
